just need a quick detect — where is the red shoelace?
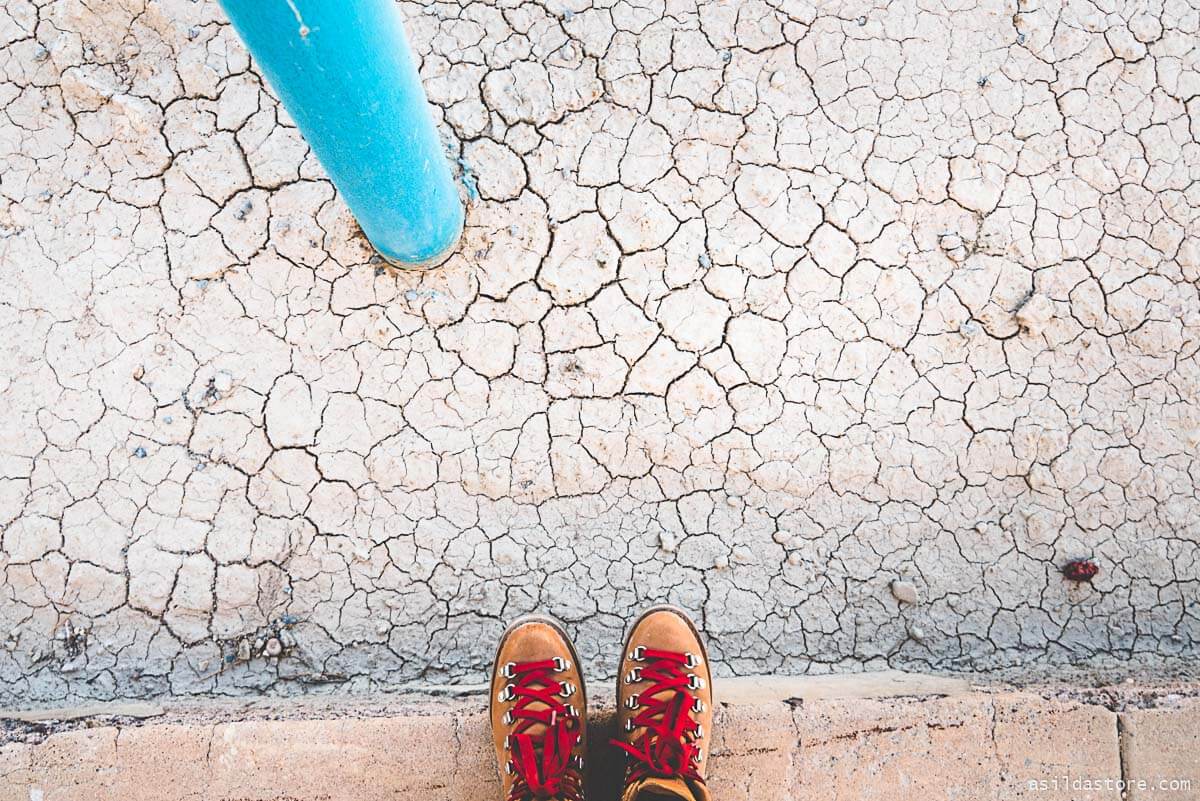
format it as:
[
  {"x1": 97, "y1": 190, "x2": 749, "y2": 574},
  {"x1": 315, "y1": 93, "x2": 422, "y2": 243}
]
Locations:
[
  {"x1": 500, "y1": 659, "x2": 583, "y2": 801},
  {"x1": 611, "y1": 648, "x2": 704, "y2": 784}
]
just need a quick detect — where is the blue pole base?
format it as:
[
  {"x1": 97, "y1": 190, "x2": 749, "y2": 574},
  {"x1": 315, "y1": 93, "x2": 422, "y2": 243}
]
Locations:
[{"x1": 378, "y1": 212, "x2": 464, "y2": 270}]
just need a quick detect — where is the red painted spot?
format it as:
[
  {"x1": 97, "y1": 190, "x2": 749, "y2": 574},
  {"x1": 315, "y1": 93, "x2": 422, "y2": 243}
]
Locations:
[{"x1": 1062, "y1": 559, "x2": 1099, "y2": 582}]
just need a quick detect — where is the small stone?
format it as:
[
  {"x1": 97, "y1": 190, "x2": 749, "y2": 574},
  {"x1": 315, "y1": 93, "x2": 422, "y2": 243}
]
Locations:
[
  {"x1": 857, "y1": 15, "x2": 867, "y2": 25},
  {"x1": 769, "y1": 71, "x2": 786, "y2": 88},
  {"x1": 977, "y1": 76, "x2": 988, "y2": 87},
  {"x1": 659, "y1": 530, "x2": 679, "y2": 553},
  {"x1": 891, "y1": 580, "x2": 920, "y2": 605},
  {"x1": 213, "y1": 371, "x2": 234, "y2": 392},
  {"x1": 908, "y1": 626, "x2": 926, "y2": 641},
  {"x1": 375, "y1": 622, "x2": 390, "y2": 636},
  {"x1": 713, "y1": 555, "x2": 729, "y2": 569},
  {"x1": 163, "y1": 415, "x2": 173, "y2": 424},
  {"x1": 236, "y1": 640, "x2": 251, "y2": 661},
  {"x1": 132, "y1": 365, "x2": 144, "y2": 380},
  {"x1": 263, "y1": 638, "x2": 283, "y2": 657},
  {"x1": 786, "y1": 552, "x2": 803, "y2": 566},
  {"x1": 132, "y1": 446, "x2": 147, "y2": 458}
]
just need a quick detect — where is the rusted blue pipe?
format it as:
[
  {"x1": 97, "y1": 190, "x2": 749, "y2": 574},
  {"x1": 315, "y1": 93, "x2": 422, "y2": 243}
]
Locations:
[{"x1": 219, "y1": 0, "x2": 464, "y2": 267}]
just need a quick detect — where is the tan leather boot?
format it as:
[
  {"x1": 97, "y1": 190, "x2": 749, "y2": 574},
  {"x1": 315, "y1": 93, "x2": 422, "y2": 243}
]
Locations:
[
  {"x1": 491, "y1": 615, "x2": 587, "y2": 801},
  {"x1": 612, "y1": 606, "x2": 713, "y2": 801}
]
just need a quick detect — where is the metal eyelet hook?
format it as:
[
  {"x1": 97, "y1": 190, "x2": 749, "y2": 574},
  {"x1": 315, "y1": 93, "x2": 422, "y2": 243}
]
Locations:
[
  {"x1": 625, "y1": 693, "x2": 640, "y2": 709},
  {"x1": 685, "y1": 652, "x2": 702, "y2": 668},
  {"x1": 693, "y1": 723, "x2": 704, "y2": 738},
  {"x1": 553, "y1": 656, "x2": 570, "y2": 672},
  {"x1": 693, "y1": 750, "x2": 704, "y2": 763},
  {"x1": 687, "y1": 674, "x2": 706, "y2": 690},
  {"x1": 560, "y1": 681, "x2": 576, "y2": 698},
  {"x1": 503, "y1": 710, "x2": 514, "y2": 725},
  {"x1": 692, "y1": 697, "x2": 705, "y2": 713},
  {"x1": 497, "y1": 683, "x2": 516, "y2": 702},
  {"x1": 629, "y1": 645, "x2": 645, "y2": 661},
  {"x1": 500, "y1": 661, "x2": 516, "y2": 678},
  {"x1": 625, "y1": 667, "x2": 642, "y2": 684},
  {"x1": 624, "y1": 717, "x2": 635, "y2": 732}
]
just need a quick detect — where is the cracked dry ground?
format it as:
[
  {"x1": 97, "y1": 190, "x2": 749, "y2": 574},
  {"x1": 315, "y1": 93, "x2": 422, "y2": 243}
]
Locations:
[{"x1": 1, "y1": 0, "x2": 1199, "y2": 706}]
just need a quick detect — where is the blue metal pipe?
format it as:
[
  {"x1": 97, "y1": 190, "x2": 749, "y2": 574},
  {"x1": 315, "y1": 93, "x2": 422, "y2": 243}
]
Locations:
[{"x1": 219, "y1": 0, "x2": 464, "y2": 267}]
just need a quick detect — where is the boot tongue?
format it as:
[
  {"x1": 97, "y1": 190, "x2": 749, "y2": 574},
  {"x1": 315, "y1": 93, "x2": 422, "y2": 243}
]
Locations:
[{"x1": 622, "y1": 777, "x2": 696, "y2": 801}]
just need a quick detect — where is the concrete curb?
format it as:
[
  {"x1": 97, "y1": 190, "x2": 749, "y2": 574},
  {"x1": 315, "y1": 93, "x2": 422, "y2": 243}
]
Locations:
[{"x1": 2, "y1": 672, "x2": 1197, "y2": 801}]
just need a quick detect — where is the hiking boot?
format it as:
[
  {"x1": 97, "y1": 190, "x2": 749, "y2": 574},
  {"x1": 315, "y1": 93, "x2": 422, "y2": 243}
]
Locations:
[
  {"x1": 491, "y1": 615, "x2": 587, "y2": 801},
  {"x1": 612, "y1": 606, "x2": 713, "y2": 801}
]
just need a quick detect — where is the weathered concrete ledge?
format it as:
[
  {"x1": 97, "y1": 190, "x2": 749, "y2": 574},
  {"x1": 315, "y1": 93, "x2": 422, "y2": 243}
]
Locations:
[{"x1": 2, "y1": 672, "x2": 1198, "y2": 801}]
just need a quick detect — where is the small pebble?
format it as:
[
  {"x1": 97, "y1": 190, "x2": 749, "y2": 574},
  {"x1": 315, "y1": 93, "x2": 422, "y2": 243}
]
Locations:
[
  {"x1": 659, "y1": 530, "x2": 679, "y2": 553},
  {"x1": 857, "y1": 16, "x2": 867, "y2": 26},
  {"x1": 264, "y1": 638, "x2": 283, "y2": 657},
  {"x1": 908, "y1": 626, "x2": 926, "y2": 641},
  {"x1": 133, "y1": 446, "x2": 147, "y2": 458},
  {"x1": 713, "y1": 555, "x2": 729, "y2": 569},
  {"x1": 891, "y1": 580, "x2": 920, "y2": 605}
]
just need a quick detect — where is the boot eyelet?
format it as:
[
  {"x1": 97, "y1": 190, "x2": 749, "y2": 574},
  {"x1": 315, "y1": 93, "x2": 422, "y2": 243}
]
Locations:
[
  {"x1": 573, "y1": 754, "x2": 585, "y2": 769},
  {"x1": 625, "y1": 667, "x2": 641, "y2": 683},
  {"x1": 506, "y1": 760, "x2": 515, "y2": 774},
  {"x1": 693, "y1": 723, "x2": 704, "y2": 738},
  {"x1": 500, "y1": 661, "x2": 517, "y2": 678},
  {"x1": 560, "y1": 682, "x2": 576, "y2": 698},
  {"x1": 693, "y1": 750, "x2": 704, "y2": 763},
  {"x1": 685, "y1": 652, "x2": 702, "y2": 668},
  {"x1": 624, "y1": 718, "x2": 635, "y2": 732},
  {"x1": 692, "y1": 697, "x2": 705, "y2": 713},
  {"x1": 687, "y1": 674, "x2": 705, "y2": 690},
  {"x1": 566, "y1": 703, "x2": 577, "y2": 718},
  {"x1": 504, "y1": 734, "x2": 511, "y2": 750},
  {"x1": 553, "y1": 656, "x2": 570, "y2": 672},
  {"x1": 497, "y1": 683, "x2": 516, "y2": 702},
  {"x1": 629, "y1": 645, "x2": 645, "y2": 661},
  {"x1": 625, "y1": 693, "x2": 640, "y2": 709},
  {"x1": 503, "y1": 710, "x2": 514, "y2": 725}
]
